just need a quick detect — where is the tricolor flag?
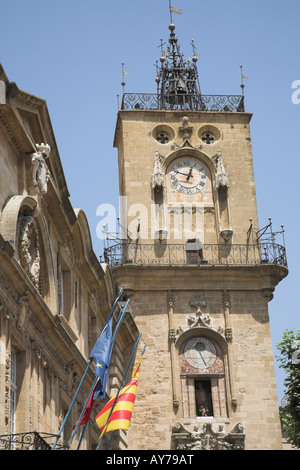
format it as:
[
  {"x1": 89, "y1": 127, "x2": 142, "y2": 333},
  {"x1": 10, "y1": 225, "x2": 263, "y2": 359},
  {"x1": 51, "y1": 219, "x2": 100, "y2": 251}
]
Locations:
[{"x1": 95, "y1": 350, "x2": 144, "y2": 438}]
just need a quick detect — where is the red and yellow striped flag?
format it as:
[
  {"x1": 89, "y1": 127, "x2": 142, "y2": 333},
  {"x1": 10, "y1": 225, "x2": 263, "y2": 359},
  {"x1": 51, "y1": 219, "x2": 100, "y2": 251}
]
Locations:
[{"x1": 95, "y1": 350, "x2": 144, "y2": 437}]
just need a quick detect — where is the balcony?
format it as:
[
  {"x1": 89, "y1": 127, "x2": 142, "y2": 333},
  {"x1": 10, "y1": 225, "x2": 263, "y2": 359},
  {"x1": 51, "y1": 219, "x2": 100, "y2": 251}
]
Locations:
[
  {"x1": 0, "y1": 432, "x2": 65, "y2": 450},
  {"x1": 103, "y1": 242, "x2": 287, "y2": 268},
  {"x1": 121, "y1": 93, "x2": 245, "y2": 112}
]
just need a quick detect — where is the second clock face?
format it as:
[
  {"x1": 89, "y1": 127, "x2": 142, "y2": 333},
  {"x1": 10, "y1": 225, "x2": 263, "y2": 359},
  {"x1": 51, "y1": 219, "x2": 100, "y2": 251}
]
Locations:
[
  {"x1": 184, "y1": 337, "x2": 217, "y2": 370},
  {"x1": 169, "y1": 159, "x2": 207, "y2": 195}
]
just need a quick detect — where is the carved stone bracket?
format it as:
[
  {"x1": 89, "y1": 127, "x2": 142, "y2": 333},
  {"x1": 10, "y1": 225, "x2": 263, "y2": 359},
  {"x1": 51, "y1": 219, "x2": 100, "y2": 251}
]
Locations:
[
  {"x1": 167, "y1": 290, "x2": 174, "y2": 308},
  {"x1": 31, "y1": 341, "x2": 49, "y2": 370},
  {"x1": 172, "y1": 421, "x2": 245, "y2": 450},
  {"x1": 225, "y1": 328, "x2": 233, "y2": 341},
  {"x1": 168, "y1": 328, "x2": 176, "y2": 341}
]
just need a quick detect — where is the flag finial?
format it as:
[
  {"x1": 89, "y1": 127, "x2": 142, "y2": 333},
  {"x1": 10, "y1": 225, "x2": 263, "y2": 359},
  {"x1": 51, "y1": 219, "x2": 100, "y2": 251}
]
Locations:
[
  {"x1": 169, "y1": 1, "x2": 182, "y2": 23},
  {"x1": 240, "y1": 65, "x2": 248, "y2": 97}
]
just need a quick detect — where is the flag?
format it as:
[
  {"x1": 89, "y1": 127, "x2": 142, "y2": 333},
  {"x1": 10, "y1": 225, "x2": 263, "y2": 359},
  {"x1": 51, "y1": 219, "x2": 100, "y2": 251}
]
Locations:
[
  {"x1": 95, "y1": 350, "x2": 144, "y2": 437},
  {"x1": 171, "y1": 6, "x2": 183, "y2": 14},
  {"x1": 72, "y1": 382, "x2": 97, "y2": 430},
  {"x1": 91, "y1": 293, "x2": 128, "y2": 400},
  {"x1": 242, "y1": 74, "x2": 248, "y2": 79},
  {"x1": 89, "y1": 313, "x2": 114, "y2": 400}
]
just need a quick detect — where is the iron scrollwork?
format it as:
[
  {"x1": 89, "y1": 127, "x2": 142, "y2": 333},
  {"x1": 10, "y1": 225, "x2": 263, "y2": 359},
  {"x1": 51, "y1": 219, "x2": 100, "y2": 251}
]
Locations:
[
  {"x1": 121, "y1": 93, "x2": 245, "y2": 112},
  {"x1": 104, "y1": 241, "x2": 287, "y2": 268}
]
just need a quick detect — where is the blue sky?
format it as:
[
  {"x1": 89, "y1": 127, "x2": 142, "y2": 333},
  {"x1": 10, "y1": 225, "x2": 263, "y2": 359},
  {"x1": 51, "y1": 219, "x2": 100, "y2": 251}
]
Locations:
[{"x1": 0, "y1": 0, "x2": 299, "y2": 403}]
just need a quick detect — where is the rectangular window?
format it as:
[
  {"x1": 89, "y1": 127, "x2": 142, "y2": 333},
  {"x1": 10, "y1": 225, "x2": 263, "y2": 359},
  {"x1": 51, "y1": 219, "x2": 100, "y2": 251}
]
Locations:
[{"x1": 195, "y1": 379, "x2": 213, "y2": 417}]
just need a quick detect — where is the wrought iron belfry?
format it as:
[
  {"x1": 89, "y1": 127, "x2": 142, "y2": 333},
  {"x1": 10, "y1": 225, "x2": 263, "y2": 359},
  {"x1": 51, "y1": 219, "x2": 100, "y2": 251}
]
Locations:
[
  {"x1": 156, "y1": 23, "x2": 201, "y2": 109},
  {"x1": 120, "y1": 19, "x2": 244, "y2": 112}
]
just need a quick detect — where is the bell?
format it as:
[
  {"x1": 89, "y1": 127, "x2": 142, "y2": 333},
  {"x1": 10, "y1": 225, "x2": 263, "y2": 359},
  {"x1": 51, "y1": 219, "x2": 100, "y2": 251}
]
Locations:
[{"x1": 177, "y1": 78, "x2": 187, "y2": 94}]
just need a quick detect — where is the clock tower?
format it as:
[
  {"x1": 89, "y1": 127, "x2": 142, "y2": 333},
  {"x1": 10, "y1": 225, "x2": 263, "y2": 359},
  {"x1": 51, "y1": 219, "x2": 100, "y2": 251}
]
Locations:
[{"x1": 107, "y1": 20, "x2": 288, "y2": 450}]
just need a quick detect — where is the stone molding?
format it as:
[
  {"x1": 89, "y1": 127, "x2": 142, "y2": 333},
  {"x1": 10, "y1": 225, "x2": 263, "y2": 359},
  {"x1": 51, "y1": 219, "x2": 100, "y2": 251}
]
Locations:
[{"x1": 172, "y1": 421, "x2": 245, "y2": 450}]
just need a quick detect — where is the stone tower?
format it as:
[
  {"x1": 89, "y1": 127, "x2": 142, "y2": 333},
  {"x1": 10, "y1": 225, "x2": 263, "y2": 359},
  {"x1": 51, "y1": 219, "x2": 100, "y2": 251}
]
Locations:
[{"x1": 106, "y1": 20, "x2": 288, "y2": 450}]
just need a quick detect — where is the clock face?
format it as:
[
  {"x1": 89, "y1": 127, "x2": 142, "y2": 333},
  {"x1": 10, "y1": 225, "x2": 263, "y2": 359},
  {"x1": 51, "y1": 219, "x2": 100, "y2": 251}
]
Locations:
[
  {"x1": 184, "y1": 338, "x2": 217, "y2": 370},
  {"x1": 169, "y1": 159, "x2": 207, "y2": 195}
]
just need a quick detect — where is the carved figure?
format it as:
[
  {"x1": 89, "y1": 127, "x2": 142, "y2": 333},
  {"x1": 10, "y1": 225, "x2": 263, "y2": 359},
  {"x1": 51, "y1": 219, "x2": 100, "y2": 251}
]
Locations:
[
  {"x1": 17, "y1": 215, "x2": 40, "y2": 290},
  {"x1": 31, "y1": 143, "x2": 51, "y2": 194}
]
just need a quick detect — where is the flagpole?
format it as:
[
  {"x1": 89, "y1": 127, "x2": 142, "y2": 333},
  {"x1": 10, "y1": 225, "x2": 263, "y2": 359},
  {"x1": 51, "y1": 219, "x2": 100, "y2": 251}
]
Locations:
[
  {"x1": 169, "y1": 0, "x2": 173, "y2": 23},
  {"x1": 106, "y1": 286, "x2": 125, "y2": 323},
  {"x1": 77, "y1": 421, "x2": 89, "y2": 450},
  {"x1": 69, "y1": 300, "x2": 130, "y2": 449},
  {"x1": 51, "y1": 286, "x2": 124, "y2": 450},
  {"x1": 112, "y1": 300, "x2": 130, "y2": 343},
  {"x1": 51, "y1": 358, "x2": 93, "y2": 450},
  {"x1": 96, "y1": 334, "x2": 144, "y2": 450},
  {"x1": 67, "y1": 376, "x2": 98, "y2": 449},
  {"x1": 106, "y1": 430, "x2": 115, "y2": 450}
]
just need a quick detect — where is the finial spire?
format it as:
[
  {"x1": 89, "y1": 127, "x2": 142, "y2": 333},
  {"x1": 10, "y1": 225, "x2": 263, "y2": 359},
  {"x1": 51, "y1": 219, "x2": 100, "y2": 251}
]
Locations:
[
  {"x1": 121, "y1": 63, "x2": 130, "y2": 95},
  {"x1": 240, "y1": 65, "x2": 248, "y2": 97}
]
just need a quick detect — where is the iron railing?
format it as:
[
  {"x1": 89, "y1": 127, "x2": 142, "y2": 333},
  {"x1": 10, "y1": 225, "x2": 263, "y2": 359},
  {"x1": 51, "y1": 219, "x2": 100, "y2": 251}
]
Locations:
[
  {"x1": 0, "y1": 432, "x2": 62, "y2": 450},
  {"x1": 103, "y1": 242, "x2": 287, "y2": 268},
  {"x1": 121, "y1": 93, "x2": 245, "y2": 112}
]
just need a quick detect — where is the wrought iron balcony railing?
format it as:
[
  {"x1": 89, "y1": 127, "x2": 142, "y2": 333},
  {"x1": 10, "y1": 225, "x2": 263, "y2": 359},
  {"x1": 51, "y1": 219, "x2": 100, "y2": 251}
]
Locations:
[
  {"x1": 103, "y1": 242, "x2": 287, "y2": 268},
  {"x1": 121, "y1": 93, "x2": 245, "y2": 112},
  {"x1": 0, "y1": 432, "x2": 63, "y2": 450}
]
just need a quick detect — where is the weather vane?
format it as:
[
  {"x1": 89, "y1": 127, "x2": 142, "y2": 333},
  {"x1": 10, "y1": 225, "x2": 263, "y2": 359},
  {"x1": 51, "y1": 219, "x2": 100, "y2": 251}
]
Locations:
[
  {"x1": 121, "y1": 62, "x2": 130, "y2": 95},
  {"x1": 240, "y1": 65, "x2": 248, "y2": 96},
  {"x1": 169, "y1": 0, "x2": 182, "y2": 23}
]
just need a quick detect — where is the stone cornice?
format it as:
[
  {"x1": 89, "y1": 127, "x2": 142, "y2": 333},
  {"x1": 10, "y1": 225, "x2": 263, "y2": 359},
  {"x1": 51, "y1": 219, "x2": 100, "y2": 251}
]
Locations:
[{"x1": 111, "y1": 263, "x2": 288, "y2": 293}]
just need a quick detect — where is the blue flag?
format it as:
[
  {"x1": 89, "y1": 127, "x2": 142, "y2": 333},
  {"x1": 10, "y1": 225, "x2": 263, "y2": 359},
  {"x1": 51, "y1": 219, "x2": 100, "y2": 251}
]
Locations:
[
  {"x1": 90, "y1": 313, "x2": 114, "y2": 400},
  {"x1": 89, "y1": 289, "x2": 128, "y2": 401}
]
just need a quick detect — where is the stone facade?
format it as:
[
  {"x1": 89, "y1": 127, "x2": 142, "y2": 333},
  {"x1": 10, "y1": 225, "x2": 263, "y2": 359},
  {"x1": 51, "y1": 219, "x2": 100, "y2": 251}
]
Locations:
[
  {"x1": 0, "y1": 64, "x2": 139, "y2": 450},
  {"x1": 114, "y1": 111, "x2": 259, "y2": 245}
]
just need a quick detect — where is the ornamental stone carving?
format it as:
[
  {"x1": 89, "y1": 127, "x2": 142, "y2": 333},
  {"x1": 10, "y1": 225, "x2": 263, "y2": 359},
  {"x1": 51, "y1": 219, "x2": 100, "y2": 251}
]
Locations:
[
  {"x1": 17, "y1": 290, "x2": 32, "y2": 331},
  {"x1": 151, "y1": 151, "x2": 165, "y2": 190},
  {"x1": 31, "y1": 143, "x2": 51, "y2": 194},
  {"x1": 178, "y1": 116, "x2": 193, "y2": 141},
  {"x1": 172, "y1": 421, "x2": 245, "y2": 450},
  {"x1": 215, "y1": 151, "x2": 229, "y2": 191},
  {"x1": 17, "y1": 214, "x2": 40, "y2": 290}
]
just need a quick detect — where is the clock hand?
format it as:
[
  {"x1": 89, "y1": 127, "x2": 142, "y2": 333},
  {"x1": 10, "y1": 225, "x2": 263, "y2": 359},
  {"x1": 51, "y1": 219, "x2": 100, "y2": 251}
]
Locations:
[
  {"x1": 175, "y1": 170, "x2": 194, "y2": 178},
  {"x1": 195, "y1": 343, "x2": 207, "y2": 366},
  {"x1": 186, "y1": 168, "x2": 193, "y2": 181}
]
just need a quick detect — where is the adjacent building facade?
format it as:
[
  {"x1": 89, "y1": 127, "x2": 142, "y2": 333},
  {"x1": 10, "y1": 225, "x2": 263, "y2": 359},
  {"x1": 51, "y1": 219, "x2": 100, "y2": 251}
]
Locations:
[{"x1": 0, "y1": 64, "x2": 139, "y2": 450}]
